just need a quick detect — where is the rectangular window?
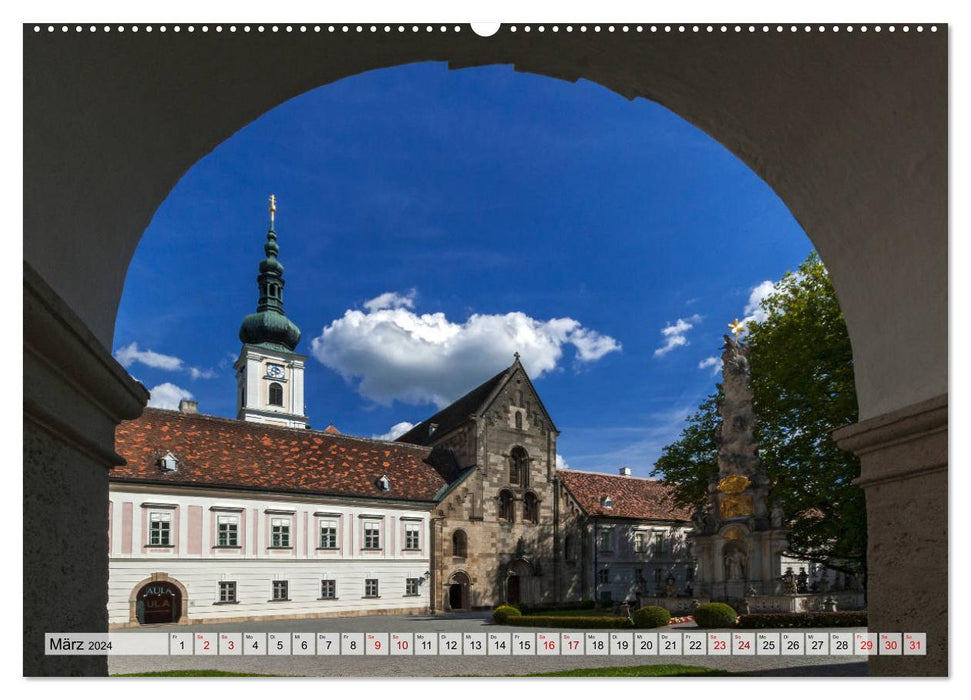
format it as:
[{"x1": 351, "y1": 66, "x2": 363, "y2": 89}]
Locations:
[
  {"x1": 598, "y1": 568, "x2": 609, "y2": 584},
  {"x1": 404, "y1": 523, "x2": 420, "y2": 550},
  {"x1": 149, "y1": 511, "x2": 171, "y2": 546},
  {"x1": 320, "y1": 579, "x2": 337, "y2": 599},
  {"x1": 218, "y1": 581, "x2": 237, "y2": 603},
  {"x1": 598, "y1": 528, "x2": 613, "y2": 553},
  {"x1": 271, "y1": 518, "x2": 291, "y2": 548},
  {"x1": 633, "y1": 532, "x2": 646, "y2": 553},
  {"x1": 363, "y1": 521, "x2": 381, "y2": 550},
  {"x1": 405, "y1": 578, "x2": 420, "y2": 596},
  {"x1": 654, "y1": 569, "x2": 663, "y2": 584},
  {"x1": 272, "y1": 580, "x2": 288, "y2": 601},
  {"x1": 655, "y1": 532, "x2": 666, "y2": 554},
  {"x1": 319, "y1": 520, "x2": 338, "y2": 549},
  {"x1": 364, "y1": 578, "x2": 379, "y2": 598},
  {"x1": 217, "y1": 515, "x2": 238, "y2": 547}
]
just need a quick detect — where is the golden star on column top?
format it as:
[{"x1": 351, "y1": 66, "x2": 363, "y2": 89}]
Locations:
[{"x1": 728, "y1": 318, "x2": 745, "y2": 342}]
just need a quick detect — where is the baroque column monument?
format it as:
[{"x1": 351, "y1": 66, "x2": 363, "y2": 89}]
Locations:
[{"x1": 689, "y1": 320, "x2": 789, "y2": 601}]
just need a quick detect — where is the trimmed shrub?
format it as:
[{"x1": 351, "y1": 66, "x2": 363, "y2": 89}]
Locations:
[
  {"x1": 493, "y1": 605, "x2": 522, "y2": 624},
  {"x1": 519, "y1": 600, "x2": 599, "y2": 615},
  {"x1": 693, "y1": 602, "x2": 738, "y2": 629},
  {"x1": 506, "y1": 615, "x2": 635, "y2": 629},
  {"x1": 736, "y1": 612, "x2": 868, "y2": 629},
  {"x1": 633, "y1": 605, "x2": 671, "y2": 629}
]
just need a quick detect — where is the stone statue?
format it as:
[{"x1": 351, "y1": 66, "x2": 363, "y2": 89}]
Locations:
[
  {"x1": 770, "y1": 500, "x2": 785, "y2": 528},
  {"x1": 797, "y1": 568, "x2": 809, "y2": 593},
  {"x1": 823, "y1": 596, "x2": 838, "y2": 613},
  {"x1": 780, "y1": 567, "x2": 798, "y2": 595},
  {"x1": 665, "y1": 575, "x2": 677, "y2": 597},
  {"x1": 725, "y1": 549, "x2": 747, "y2": 580}
]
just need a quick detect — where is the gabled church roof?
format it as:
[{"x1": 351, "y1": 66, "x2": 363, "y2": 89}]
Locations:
[
  {"x1": 396, "y1": 356, "x2": 559, "y2": 446},
  {"x1": 558, "y1": 469, "x2": 693, "y2": 522},
  {"x1": 113, "y1": 408, "x2": 447, "y2": 502}
]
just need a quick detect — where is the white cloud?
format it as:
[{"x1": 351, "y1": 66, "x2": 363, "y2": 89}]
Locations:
[
  {"x1": 115, "y1": 342, "x2": 183, "y2": 371},
  {"x1": 698, "y1": 356, "x2": 721, "y2": 376},
  {"x1": 555, "y1": 454, "x2": 570, "y2": 470},
  {"x1": 115, "y1": 341, "x2": 216, "y2": 381},
  {"x1": 147, "y1": 383, "x2": 194, "y2": 410},
  {"x1": 364, "y1": 290, "x2": 416, "y2": 313},
  {"x1": 742, "y1": 280, "x2": 776, "y2": 325},
  {"x1": 310, "y1": 292, "x2": 621, "y2": 408},
  {"x1": 372, "y1": 421, "x2": 415, "y2": 441},
  {"x1": 653, "y1": 314, "x2": 702, "y2": 357}
]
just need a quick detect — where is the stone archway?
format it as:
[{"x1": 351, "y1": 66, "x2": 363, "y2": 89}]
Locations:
[
  {"x1": 506, "y1": 559, "x2": 533, "y2": 606},
  {"x1": 446, "y1": 570, "x2": 471, "y2": 611},
  {"x1": 23, "y1": 26, "x2": 947, "y2": 676},
  {"x1": 127, "y1": 573, "x2": 189, "y2": 626}
]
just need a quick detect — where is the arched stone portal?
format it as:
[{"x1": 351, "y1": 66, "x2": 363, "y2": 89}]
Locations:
[
  {"x1": 23, "y1": 27, "x2": 947, "y2": 676},
  {"x1": 446, "y1": 571, "x2": 471, "y2": 611},
  {"x1": 506, "y1": 559, "x2": 533, "y2": 606},
  {"x1": 128, "y1": 573, "x2": 189, "y2": 626}
]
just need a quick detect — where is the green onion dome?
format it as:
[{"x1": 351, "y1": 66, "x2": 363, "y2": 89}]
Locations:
[{"x1": 238, "y1": 209, "x2": 301, "y2": 352}]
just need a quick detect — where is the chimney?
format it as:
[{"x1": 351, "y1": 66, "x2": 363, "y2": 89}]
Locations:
[
  {"x1": 178, "y1": 399, "x2": 198, "y2": 414},
  {"x1": 619, "y1": 467, "x2": 632, "y2": 477}
]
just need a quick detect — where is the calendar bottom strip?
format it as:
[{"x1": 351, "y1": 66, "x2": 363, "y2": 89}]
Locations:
[{"x1": 47, "y1": 631, "x2": 926, "y2": 657}]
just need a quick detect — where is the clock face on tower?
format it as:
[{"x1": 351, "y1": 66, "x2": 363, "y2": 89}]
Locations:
[{"x1": 266, "y1": 364, "x2": 285, "y2": 379}]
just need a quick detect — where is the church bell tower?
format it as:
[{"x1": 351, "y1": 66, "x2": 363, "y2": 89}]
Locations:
[{"x1": 234, "y1": 195, "x2": 309, "y2": 429}]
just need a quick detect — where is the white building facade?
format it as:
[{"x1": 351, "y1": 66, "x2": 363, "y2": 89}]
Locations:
[{"x1": 108, "y1": 482, "x2": 432, "y2": 627}]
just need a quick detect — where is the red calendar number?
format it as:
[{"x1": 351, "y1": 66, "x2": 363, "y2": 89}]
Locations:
[
  {"x1": 396, "y1": 640, "x2": 408, "y2": 650},
  {"x1": 713, "y1": 641, "x2": 727, "y2": 651},
  {"x1": 909, "y1": 640, "x2": 921, "y2": 651},
  {"x1": 738, "y1": 641, "x2": 751, "y2": 650},
  {"x1": 227, "y1": 640, "x2": 234, "y2": 650},
  {"x1": 860, "y1": 640, "x2": 873, "y2": 651},
  {"x1": 568, "y1": 640, "x2": 579, "y2": 650},
  {"x1": 374, "y1": 640, "x2": 381, "y2": 650},
  {"x1": 884, "y1": 640, "x2": 898, "y2": 651},
  {"x1": 544, "y1": 640, "x2": 556, "y2": 650}
]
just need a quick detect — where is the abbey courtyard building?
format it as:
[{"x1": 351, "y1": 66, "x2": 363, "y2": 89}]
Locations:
[{"x1": 107, "y1": 211, "x2": 693, "y2": 627}]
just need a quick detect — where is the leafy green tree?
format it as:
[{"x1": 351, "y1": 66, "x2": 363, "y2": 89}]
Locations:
[
  {"x1": 654, "y1": 390, "x2": 720, "y2": 511},
  {"x1": 653, "y1": 252, "x2": 865, "y2": 577}
]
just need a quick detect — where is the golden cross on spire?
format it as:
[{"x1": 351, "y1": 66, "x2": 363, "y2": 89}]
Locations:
[
  {"x1": 728, "y1": 317, "x2": 746, "y2": 342},
  {"x1": 269, "y1": 194, "x2": 276, "y2": 224}
]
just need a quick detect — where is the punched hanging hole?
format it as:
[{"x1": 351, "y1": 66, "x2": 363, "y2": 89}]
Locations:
[{"x1": 471, "y1": 23, "x2": 501, "y2": 37}]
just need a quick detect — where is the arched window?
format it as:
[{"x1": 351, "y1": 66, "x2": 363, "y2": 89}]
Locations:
[
  {"x1": 523, "y1": 492, "x2": 539, "y2": 523},
  {"x1": 452, "y1": 530, "x2": 468, "y2": 558},
  {"x1": 510, "y1": 447, "x2": 529, "y2": 487},
  {"x1": 498, "y1": 490, "x2": 514, "y2": 522},
  {"x1": 564, "y1": 534, "x2": 574, "y2": 561},
  {"x1": 268, "y1": 382, "x2": 283, "y2": 406},
  {"x1": 515, "y1": 412, "x2": 523, "y2": 430}
]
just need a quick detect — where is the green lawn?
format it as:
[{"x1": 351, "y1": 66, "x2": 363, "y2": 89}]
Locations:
[
  {"x1": 525, "y1": 664, "x2": 730, "y2": 677},
  {"x1": 112, "y1": 670, "x2": 282, "y2": 677}
]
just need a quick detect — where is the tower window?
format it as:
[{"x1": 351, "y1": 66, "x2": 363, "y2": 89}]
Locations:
[
  {"x1": 509, "y1": 447, "x2": 529, "y2": 487},
  {"x1": 498, "y1": 490, "x2": 515, "y2": 522},
  {"x1": 452, "y1": 529, "x2": 468, "y2": 558},
  {"x1": 268, "y1": 382, "x2": 283, "y2": 406},
  {"x1": 523, "y1": 492, "x2": 539, "y2": 523}
]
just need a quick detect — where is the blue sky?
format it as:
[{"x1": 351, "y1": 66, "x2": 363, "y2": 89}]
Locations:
[{"x1": 114, "y1": 62, "x2": 813, "y2": 476}]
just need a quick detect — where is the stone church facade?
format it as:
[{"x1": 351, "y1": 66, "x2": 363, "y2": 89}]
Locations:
[{"x1": 395, "y1": 357, "x2": 561, "y2": 611}]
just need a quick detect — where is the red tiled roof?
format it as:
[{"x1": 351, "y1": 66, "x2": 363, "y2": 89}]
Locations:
[
  {"x1": 112, "y1": 408, "x2": 446, "y2": 501},
  {"x1": 558, "y1": 470, "x2": 692, "y2": 521}
]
